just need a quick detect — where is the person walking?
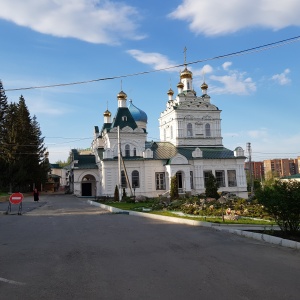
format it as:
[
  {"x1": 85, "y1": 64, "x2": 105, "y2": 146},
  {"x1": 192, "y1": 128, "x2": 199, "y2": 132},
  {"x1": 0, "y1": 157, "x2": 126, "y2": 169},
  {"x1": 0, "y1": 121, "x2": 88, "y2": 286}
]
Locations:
[{"x1": 33, "y1": 188, "x2": 39, "y2": 202}]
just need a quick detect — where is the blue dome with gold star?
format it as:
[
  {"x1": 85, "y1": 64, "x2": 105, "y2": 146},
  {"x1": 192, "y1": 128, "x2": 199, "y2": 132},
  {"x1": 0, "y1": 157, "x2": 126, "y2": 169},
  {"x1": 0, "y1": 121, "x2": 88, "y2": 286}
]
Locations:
[{"x1": 128, "y1": 100, "x2": 147, "y2": 123}]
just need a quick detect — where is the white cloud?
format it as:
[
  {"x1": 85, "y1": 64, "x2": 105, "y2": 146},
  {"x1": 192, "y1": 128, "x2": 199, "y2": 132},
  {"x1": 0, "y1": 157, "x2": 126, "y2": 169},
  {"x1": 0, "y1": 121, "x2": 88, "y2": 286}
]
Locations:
[
  {"x1": 193, "y1": 64, "x2": 214, "y2": 77},
  {"x1": 210, "y1": 71, "x2": 256, "y2": 95},
  {"x1": 127, "y1": 49, "x2": 178, "y2": 71},
  {"x1": 222, "y1": 62, "x2": 232, "y2": 71},
  {"x1": 127, "y1": 50, "x2": 256, "y2": 96},
  {"x1": 169, "y1": 0, "x2": 300, "y2": 36},
  {"x1": 271, "y1": 69, "x2": 291, "y2": 85},
  {"x1": 0, "y1": 0, "x2": 144, "y2": 45},
  {"x1": 247, "y1": 128, "x2": 269, "y2": 139}
]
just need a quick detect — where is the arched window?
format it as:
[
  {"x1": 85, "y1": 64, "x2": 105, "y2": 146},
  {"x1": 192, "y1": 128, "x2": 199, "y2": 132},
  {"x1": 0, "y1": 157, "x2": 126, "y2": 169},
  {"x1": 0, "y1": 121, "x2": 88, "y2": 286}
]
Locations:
[
  {"x1": 205, "y1": 123, "x2": 211, "y2": 137},
  {"x1": 133, "y1": 147, "x2": 137, "y2": 156},
  {"x1": 187, "y1": 123, "x2": 193, "y2": 137},
  {"x1": 125, "y1": 144, "x2": 130, "y2": 156},
  {"x1": 132, "y1": 170, "x2": 140, "y2": 188},
  {"x1": 187, "y1": 81, "x2": 190, "y2": 90},
  {"x1": 170, "y1": 126, "x2": 173, "y2": 139},
  {"x1": 121, "y1": 170, "x2": 127, "y2": 188}
]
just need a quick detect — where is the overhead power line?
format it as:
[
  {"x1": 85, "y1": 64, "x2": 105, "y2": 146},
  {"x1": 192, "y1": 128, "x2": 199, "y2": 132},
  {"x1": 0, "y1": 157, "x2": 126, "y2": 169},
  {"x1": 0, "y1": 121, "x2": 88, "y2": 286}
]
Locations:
[{"x1": 4, "y1": 35, "x2": 300, "y2": 92}]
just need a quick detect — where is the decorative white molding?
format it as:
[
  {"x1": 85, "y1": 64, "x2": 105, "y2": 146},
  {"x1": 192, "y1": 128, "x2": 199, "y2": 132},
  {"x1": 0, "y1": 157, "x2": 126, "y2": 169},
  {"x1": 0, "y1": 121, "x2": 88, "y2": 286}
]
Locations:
[
  {"x1": 121, "y1": 126, "x2": 133, "y2": 133},
  {"x1": 192, "y1": 147, "x2": 203, "y2": 158},
  {"x1": 143, "y1": 148, "x2": 153, "y2": 158},
  {"x1": 169, "y1": 154, "x2": 188, "y2": 165},
  {"x1": 234, "y1": 147, "x2": 245, "y2": 157}
]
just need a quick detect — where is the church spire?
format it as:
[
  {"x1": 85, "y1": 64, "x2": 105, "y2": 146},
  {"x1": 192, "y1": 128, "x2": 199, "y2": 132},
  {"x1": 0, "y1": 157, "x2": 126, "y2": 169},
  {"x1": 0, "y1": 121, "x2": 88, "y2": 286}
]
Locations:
[
  {"x1": 180, "y1": 47, "x2": 193, "y2": 91},
  {"x1": 183, "y1": 46, "x2": 187, "y2": 66},
  {"x1": 117, "y1": 80, "x2": 127, "y2": 108}
]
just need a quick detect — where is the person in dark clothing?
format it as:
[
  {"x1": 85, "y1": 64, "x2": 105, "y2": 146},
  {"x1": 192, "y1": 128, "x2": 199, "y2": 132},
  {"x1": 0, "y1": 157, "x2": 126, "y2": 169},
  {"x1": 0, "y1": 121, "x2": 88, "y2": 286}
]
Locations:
[{"x1": 33, "y1": 188, "x2": 39, "y2": 202}]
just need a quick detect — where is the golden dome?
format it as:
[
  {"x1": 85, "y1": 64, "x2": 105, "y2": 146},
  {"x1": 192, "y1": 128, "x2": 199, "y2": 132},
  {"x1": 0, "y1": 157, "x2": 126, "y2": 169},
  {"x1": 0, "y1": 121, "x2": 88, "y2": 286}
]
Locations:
[
  {"x1": 103, "y1": 109, "x2": 111, "y2": 117},
  {"x1": 201, "y1": 82, "x2": 208, "y2": 90},
  {"x1": 177, "y1": 81, "x2": 184, "y2": 88},
  {"x1": 117, "y1": 90, "x2": 127, "y2": 99},
  {"x1": 167, "y1": 88, "x2": 174, "y2": 95},
  {"x1": 180, "y1": 67, "x2": 192, "y2": 79}
]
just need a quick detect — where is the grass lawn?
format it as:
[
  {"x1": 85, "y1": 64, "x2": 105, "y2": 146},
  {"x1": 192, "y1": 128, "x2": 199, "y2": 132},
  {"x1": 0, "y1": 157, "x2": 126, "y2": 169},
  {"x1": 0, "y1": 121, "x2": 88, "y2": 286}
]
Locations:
[
  {"x1": 99, "y1": 201, "x2": 153, "y2": 211},
  {"x1": 99, "y1": 201, "x2": 276, "y2": 225},
  {"x1": 150, "y1": 211, "x2": 276, "y2": 225}
]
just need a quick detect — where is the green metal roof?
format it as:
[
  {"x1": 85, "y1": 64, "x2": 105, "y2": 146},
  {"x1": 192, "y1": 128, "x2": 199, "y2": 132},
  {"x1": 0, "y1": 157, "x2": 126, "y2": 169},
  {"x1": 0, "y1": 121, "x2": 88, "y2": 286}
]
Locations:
[
  {"x1": 281, "y1": 174, "x2": 300, "y2": 179},
  {"x1": 110, "y1": 107, "x2": 138, "y2": 130},
  {"x1": 148, "y1": 142, "x2": 240, "y2": 160},
  {"x1": 71, "y1": 149, "x2": 97, "y2": 169},
  {"x1": 100, "y1": 123, "x2": 111, "y2": 133}
]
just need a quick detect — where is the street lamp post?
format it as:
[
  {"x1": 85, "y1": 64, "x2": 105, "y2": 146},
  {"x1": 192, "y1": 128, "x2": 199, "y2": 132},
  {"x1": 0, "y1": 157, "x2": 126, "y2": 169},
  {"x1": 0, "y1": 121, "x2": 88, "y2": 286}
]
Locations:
[{"x1": 247, "y1": 142, "x2": 254, "y2": 198}]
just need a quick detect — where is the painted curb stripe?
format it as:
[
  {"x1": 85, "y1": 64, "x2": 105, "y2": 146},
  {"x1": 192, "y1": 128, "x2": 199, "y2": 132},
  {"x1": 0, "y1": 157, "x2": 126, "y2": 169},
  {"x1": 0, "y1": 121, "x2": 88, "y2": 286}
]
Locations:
[{"x1": 0, "y1": 277, "x2": 26, "y2": 286}]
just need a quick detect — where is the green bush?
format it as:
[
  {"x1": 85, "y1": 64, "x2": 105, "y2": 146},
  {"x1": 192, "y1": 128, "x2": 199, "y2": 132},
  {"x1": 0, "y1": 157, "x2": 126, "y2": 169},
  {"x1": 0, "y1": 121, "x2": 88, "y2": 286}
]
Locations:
[{"x1": 256, "y1": 180, "x2": 300, "y2": 234}]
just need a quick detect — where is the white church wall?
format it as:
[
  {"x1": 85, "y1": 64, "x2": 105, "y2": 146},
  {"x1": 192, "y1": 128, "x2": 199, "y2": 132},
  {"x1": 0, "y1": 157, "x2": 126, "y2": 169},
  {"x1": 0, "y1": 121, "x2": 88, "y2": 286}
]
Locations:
[
  {"x1": 191, "y1": 158, "x2": 247, "y2": 197},
  {"x1": 72, "y1": 169, "x2": 99, "y2": 197}
]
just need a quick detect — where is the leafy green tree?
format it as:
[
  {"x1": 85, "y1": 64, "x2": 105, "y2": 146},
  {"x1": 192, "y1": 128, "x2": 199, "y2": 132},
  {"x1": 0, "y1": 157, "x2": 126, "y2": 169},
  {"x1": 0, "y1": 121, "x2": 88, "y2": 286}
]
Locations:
[
  {"x1": 170, "y1": 175, "x2": 179, "y2": 200},
  {"x1": 205, "y1": 173, "x2": 219, "y2": 199},
  {"x1": 256, "y1": 180, "x2": 300, "y2": 234},
  {"x1": 253, "y1": 179, "x2": 261, "y2": 191},
  {"x1": 55, "y1": 159, "x2": 71, "y2": 167},
  {"x1": 264, "y1": 170, "x2": 279, "y2": 183}
]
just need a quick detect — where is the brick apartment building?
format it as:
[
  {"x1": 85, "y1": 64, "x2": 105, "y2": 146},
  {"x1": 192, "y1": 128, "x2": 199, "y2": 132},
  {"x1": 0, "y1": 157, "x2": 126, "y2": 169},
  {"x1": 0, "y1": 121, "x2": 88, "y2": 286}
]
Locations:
[
  {"x1": 245, "y1": 161, "x2": 264, "y2": 180},
  {"x1": 245, "y1": 157, "x2": 300, "y2": 180}
]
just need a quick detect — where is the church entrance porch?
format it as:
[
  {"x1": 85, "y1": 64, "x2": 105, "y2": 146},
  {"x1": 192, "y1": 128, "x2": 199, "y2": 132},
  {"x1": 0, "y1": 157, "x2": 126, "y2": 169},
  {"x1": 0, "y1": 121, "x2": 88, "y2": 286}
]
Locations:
[
  {"x1": 82, "y1": 182, "x2": 92, "y2": 196},
  {"x1": 81, "y1": 175, "x2": 96, "y2": 197}
]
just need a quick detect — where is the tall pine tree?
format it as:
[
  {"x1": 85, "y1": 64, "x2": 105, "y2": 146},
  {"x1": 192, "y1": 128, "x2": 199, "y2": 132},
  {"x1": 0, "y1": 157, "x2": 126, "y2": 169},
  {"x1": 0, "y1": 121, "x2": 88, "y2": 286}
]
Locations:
[
  {"x1": 2, "y1": 102, "x2": 19, "y2": 191},
  {"x1": 1, "y1": 95, "x2": 49, "y2": 192},
  {"x1": 31, "y1": 115, "x2": 49, "y2": 187},
  {"x1": 0, "y1": 80, "x2": 9, "y2": 189},
  {"x1": 15, "y1": 95, "x2": 34, "y2": 189},
  {"x1": 0, "y1": 80, "x2": 8, "y2": 138}
]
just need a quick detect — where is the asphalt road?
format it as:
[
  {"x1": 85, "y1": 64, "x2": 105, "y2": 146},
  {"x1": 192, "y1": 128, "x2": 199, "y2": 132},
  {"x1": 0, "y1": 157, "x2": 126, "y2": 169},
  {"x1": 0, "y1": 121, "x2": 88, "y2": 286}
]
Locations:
[{"x1": 0, "y1": 194, "x2": 299, "y2": 300}]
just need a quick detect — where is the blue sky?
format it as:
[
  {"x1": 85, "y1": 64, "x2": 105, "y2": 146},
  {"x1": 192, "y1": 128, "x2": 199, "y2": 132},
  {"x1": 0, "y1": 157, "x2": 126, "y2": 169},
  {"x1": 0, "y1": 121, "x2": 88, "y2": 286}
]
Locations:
[{"x1": 1, "y1": 0, "x2": 300, "y2": 163}]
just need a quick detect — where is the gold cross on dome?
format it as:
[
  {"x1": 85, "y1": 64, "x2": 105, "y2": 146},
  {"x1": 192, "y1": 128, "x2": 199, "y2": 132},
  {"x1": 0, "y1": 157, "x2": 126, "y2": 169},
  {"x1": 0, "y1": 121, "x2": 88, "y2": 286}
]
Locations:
[{"x1": 183, "y1": 46, "x2": 187, "y2": 65}]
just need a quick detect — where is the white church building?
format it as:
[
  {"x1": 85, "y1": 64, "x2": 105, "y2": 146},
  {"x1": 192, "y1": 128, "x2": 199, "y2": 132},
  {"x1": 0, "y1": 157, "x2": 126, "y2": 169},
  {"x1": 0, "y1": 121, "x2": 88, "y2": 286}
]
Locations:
[{"x1": 67, "y1": 66, "x2": 248, "y2": 199}]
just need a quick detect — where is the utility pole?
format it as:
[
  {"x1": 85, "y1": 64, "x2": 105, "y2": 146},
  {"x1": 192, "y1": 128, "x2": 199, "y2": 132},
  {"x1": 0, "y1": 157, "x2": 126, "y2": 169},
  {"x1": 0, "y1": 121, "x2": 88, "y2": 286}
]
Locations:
[
  {"x1": 118, "y1": 126, "x2": 122, "y2": 201},
  {"x1": 247, "y1": 142, "x2": 254, "y2": 198}
]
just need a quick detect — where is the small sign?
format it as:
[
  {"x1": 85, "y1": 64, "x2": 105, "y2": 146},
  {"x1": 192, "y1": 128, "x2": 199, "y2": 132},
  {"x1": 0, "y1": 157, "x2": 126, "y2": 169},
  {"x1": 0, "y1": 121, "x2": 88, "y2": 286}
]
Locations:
[{"x1": 9, "y1": 192, "x2": 24, "y2": 205}]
